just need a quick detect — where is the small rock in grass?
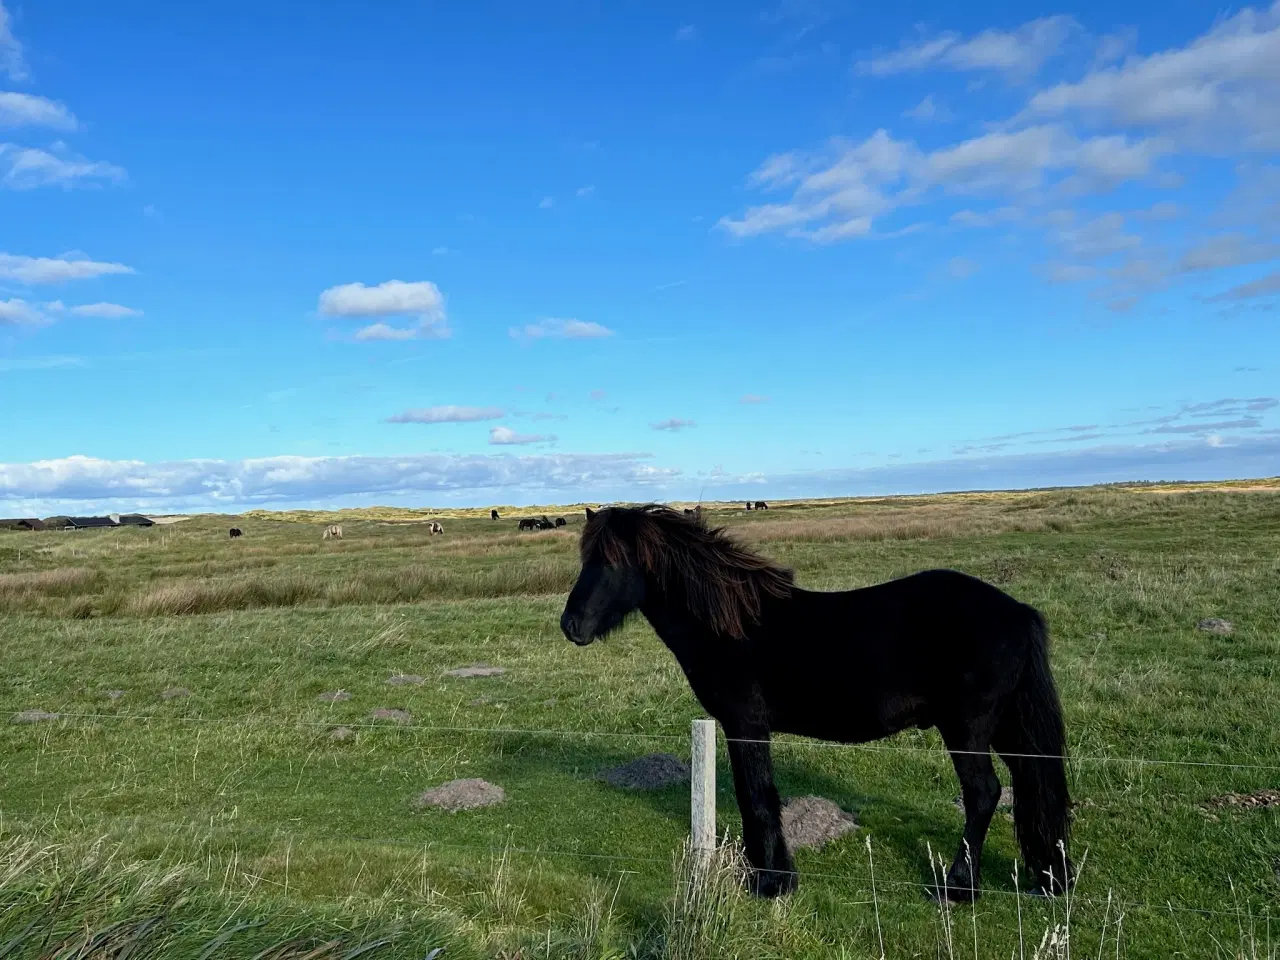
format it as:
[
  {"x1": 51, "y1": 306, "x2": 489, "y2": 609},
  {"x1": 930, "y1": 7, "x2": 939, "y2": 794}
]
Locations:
[
  {"x1": 12, "y1": 709, "x2": 60, "y2": 724},
  {"x1": 781, "y1": 796, "x2": 858, "y2": 850},
  {"x1": 386, "y1": 674, "x2": 425, "y2": 686},
  {"x1": 329, "y1": 726, "x2": 355, "y2": 742},
  {"x1": 416, "y1": 778, "x2": 505, "y2": 812},
  {"x1": 161, "y1": 687, "x2": 191, "y2": 700},
  {"x1": 1205, "y1": 789, "x2": 1280, "y2": 810},
  {"x1": 954, "y1": 786, "x2": 1015, "y2": 815},
  {"x1": 600, "y1": 753, "x2": 690, "y2": 790},
  {"x1": 370, "y1": 708, "x2": 411, "y2": 724},
  {"x1": 1197, "y1": 618, "x2": 1234, "y2": 635},
  {"x1": 105, "y1": 690, "x2": 125, "y2": 701},
  {"x1": 444, "y1": 663, "x2": 506, "y2": 678},
  {"x1": 317, "y1": 690, "x2": 352, "y2": 702}
]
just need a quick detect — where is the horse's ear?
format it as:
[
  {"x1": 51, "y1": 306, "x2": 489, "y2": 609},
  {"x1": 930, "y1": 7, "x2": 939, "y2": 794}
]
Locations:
[{"x1": 585, "y1": 507, "x2": 595, "y2": 521}]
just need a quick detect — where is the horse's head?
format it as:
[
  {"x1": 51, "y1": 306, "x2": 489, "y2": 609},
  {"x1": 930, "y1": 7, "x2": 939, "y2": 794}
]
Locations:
[{"x1": 560, "y1": 507, "x2": 648, "y2": 646}]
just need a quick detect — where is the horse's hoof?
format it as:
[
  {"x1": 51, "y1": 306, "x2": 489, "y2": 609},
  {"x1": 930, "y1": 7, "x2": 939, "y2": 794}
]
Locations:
[
  {"x1": 748, "y1": 869, "x2": 797, "y2": 898},
  {"x1": 930, "y1": 883, "x2": 980, "y2": 905}
]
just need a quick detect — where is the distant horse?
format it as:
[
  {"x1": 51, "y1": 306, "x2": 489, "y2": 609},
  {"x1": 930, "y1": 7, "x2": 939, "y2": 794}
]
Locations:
[
  {"x1": 754, "y1": 501, "x2": 769, "y2": 511},
  {"x1": 518, "y1": 518, "x2": 538, "y2": 531},
  {"x1": 555, "y1": 517, "x2": 567, "y2": 527},
  {"x1": 535, "y1": 516, "x2": 555, "y2": 530},
  {"x1": 428, "y1": 521, "x2": 444, "y2": 535},
  {"x1": 491, "y1": 510, "x2": 500, "y2": 520},
  {"x1": 560, "y1": 505, "x2": 1072, "y2": 901},
  {"x1": 322, "y1": 524, "x2": 343, "y2": 540},
  {"x1": 229, "y1": 527, "x2": 242, "y2": 538},
  {"x1": 745, "y1": 502, "x2": 753, "y2": 511}
]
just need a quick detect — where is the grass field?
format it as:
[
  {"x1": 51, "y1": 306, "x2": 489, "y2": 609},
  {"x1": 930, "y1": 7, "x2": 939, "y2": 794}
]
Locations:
[{"x1": 2, "y1": 484, "x2": 1279, "y2": 958}]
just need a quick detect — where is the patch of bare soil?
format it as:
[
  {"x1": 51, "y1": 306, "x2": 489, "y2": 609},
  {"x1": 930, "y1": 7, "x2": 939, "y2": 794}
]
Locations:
[
  {"x1": 370, "y1": 708, "x2": 411, "y2": 724},
  {"x1": 600, "y1": 753, "x2": 690, "y2": 790},
  {"x1": 444, "y1": 663, "x2": 506, "y2": 678},
  {"x1": 161, "y1": 687, "x2": 191, "y2": 700},
  {"x1": 329, "y1": 726, "x2": 355, "y2": 742},
  {"x1": 1197, "y1": 617, "x2": 1234, "y2": 635},
  {"x1": 416, "y1": 778, "x2": 506, "y2": 812},
  {"x1": 317, "y1": 690, "x2": 351, "y2": 702},
  {"x1": 781, "y1": 796, "x2": 858, "y2": 849},
  {"x1": 12, "y1": 709, "x2": 60, "y2": 724},
  {"x1": 1205, "y1": 789, "x2": 1280, "y2": 811},
  {"x1": 386, "y1": 674, "x2": 425, "y2": 686}
]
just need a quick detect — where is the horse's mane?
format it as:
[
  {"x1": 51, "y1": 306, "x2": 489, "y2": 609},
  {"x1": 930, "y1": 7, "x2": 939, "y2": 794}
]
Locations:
[{"x1": 581, "y1": 504, "x2": 794, "y2": 639}]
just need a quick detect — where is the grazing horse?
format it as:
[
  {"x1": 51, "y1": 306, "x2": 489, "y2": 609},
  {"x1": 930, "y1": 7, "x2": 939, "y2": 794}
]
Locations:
[
  {"x1": 745, "y1": 501, "x2": 753, "y2": 511},
  {"x1": 428, "y1": 521, "x2": 444, "y2": 535},
  {"x1": 535, "y1": 516, "x2": 555, "y2": 530},
  {"x1": 518, "y1": 518, "x2": 538, "y2": 531},
  {"x1": 229, "y1": 527, "x2": 242, "y2": 538},
  {"x1": 754, "y1": 501, "x2": 768, "y2": 511},
  {"x1": 555, "y1": 517, "x2": 567, "y2": 527},
  {"x1": 492, "y1": 510, "x2": 500, "y2": 520},
  {"x1": 322, "y1": 524, "x2": 343, "y2": 540},
  {"x1": 560, "y1": 505, "x2": 1072, "y2": 901}
]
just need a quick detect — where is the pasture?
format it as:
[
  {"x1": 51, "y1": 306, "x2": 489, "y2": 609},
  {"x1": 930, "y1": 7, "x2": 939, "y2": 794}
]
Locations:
[{"x1": 1, "y1": 485, "x2": 1279, "y2": 958}]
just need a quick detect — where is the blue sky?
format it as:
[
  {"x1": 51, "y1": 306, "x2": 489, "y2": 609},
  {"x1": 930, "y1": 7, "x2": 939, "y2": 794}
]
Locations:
[{"x1": 1, "y1": 0, "x2": 1278, "y2": 513}]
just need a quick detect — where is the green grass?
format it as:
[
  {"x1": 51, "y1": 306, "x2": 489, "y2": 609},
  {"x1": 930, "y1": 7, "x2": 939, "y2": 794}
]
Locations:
[{"x1": 2, "y1": 486, "x2": 1279, "y2": 958}]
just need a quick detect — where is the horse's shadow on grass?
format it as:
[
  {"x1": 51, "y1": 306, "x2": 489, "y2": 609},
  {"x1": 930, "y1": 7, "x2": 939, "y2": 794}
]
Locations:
[{"x1": 477, "y1": 731, "x2": 1020, "y2": 899}]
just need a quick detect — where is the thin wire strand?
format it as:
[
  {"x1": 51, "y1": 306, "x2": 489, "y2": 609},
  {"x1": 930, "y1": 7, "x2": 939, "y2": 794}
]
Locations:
[{"x1": 8, "y1": 708, "x2": 1280, "y2": 773}]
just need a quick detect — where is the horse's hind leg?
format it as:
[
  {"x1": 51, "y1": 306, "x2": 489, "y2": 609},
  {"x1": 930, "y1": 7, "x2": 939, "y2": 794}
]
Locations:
[
  {"x1": 725, "y1": 728, "x2": 796, "y2": 897},
  {"x1": 937, "y1": 717, "x2": 1001, "y2": 902}
]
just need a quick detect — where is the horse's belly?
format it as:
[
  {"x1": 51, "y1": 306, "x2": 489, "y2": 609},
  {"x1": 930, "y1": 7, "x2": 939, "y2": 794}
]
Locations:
[{"x1": 771, "y1": 691, "x2": 929, "y2": 744}]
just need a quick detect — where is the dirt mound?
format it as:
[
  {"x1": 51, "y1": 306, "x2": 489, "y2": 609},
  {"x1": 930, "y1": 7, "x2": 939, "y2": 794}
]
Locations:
[
  {"x1": 317, "y1": 690, "x2": 351, "y2": 702},
  {"x1": 386, "y1": 674, "x2": 425, "y2": 686},
  {"x1": 161, "y1": 687, "x2": 191, "y2": 700},
  {"x1": 954, "y1": 786, "x2": 1015, "y2": 815},
  {"x1": 329, "y1": 726, "x2": 355, "y2": 742},
  {"x1": 781, "y1": 796, "x2": 858, "y2": 849},
  {"x1": 370, "y1": 708, "x2": 411, "y2": 724},
  {"x1": 416, "y1": 778, "x2": 505, "y2": 812},
  {"x1": 12, "y1": 709, "x2": 60, "y2": 724},
  {"x1": 444, "y1": 664, "x2": 506, "y2": 678},
  {"x1": 600, "y1": 753, "x2": 690, "y2": 790},
  {"x1": 1197, "y1": 618, "x2": 1234, "y2": 635}
]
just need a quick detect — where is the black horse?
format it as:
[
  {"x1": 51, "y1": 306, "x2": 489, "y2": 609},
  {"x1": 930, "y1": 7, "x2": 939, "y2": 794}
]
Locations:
[
  {"x1": 754, "y1": 500, "x2": 768, "y2": 510},
  {"x1": 492, "y1": 510, "x2": 500, "y2": 520},
  {"x1": 518, "y1": 518, "x2": 537, "y2": 531},
  {"x1": 560, "y1": 505, "x2": 1072, "y2": 901},
  {"x1": 745, "y1": 501, "x2": 753, "y2": 511},
  {"x1": 229, "y1": 527, "x2": 242, "y2": 538},
  {"x1": 555, "y1": 517, "x2": 567, "y2": 527}
]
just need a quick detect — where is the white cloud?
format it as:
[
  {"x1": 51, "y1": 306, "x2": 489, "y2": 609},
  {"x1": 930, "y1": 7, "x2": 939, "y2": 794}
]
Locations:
[
  {"x1": 0, "y1": 297, "x2": 45, "y2": 325},
  {"x1": 489, "y1": 426, "x2": 555, "y2": 445},
  {"x1": 318, "y1": 279, "x2": 450, "y2": 340},
  {"x1": 0, "y1": 0, "x2": 26, "y2": 81},
  {"x1": 0, "y1": 145, "x2": 126, "y2": 190},
  {"x1": 0, "y1": 92, "x2": 76, "y2": 129},
  {"x1": 0, "y1": 451, "x2": 680, "y2": 512},
  {"x1": 902, "y1": 94, "x2": 951, "y2": 122},
  {"x1": 386, "y1": 405, "x2": 505, "y2": 424},
  {"x1": 509, "y1": 318, "x2": 615, "y2": 340},
  {"x1": 740, "y1": 393, "x2": 769, "y2": 404},
  {"x1": 576, "y1": 185, "x2": 596, "y2": 198},
  {"x1": 1052, "y1": 212, "x2": 1142, "y2": 259},
  {"x1": 950, "y1": 206, "x2": 1023, "y2": 227},
  {"x1": 652, "y1": 418, "x2": 696, "y2": 431},
  {"x1": 675, "y1": 24, "x2": 697, "y2": 42},
  {"x1": 62, "y1": 302, "x2": 142, "y2": 318},
  {"x1": 0, "y1": 252, "x2": 134, "y2": 284},
  {"x1": 1206, "y1": 269, "x2": 1280, "y2": 302},
  {"x1": 1175, "y1": 234, "x2": 1280, "y2": 273},
  {"x1": 539, "y1": 196, "x2": 554, "y2": 209},
  {"x1": 1021, "y1": 3, "x2": 1280, "y2": 150},
  {"x1": 857, "y1": 16, "x2": 1080, "y2": 79}
]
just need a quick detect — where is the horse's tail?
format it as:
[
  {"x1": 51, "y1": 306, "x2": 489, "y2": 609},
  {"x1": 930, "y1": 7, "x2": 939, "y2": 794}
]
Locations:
[{"x1": 994, "y1": 608, "x2": 1072, "y2": 896}]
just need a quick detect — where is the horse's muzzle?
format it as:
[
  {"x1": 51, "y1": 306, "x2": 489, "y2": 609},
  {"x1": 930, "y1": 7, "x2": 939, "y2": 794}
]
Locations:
[{"x1": 560, "y1": 612, "x2": 593, "y2": 646}]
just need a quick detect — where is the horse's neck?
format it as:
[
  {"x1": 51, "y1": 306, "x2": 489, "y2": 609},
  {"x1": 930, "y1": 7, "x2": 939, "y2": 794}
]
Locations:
[{"x1": 641, "y1": 595, "x2": 711, "y2": 669}]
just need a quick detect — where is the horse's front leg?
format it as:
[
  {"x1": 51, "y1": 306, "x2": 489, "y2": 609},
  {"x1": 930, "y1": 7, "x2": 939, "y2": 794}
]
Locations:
[{"x1": 725, "y1": 728, "x2": 796, "y2": 897}]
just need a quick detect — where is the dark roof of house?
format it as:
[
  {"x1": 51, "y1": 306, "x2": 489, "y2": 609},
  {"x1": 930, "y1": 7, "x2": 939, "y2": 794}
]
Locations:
[
  {"x1": 65, "y1": 516, "x2": 121, "y2": 528},
  {"x1": 0, "y1": 518, "x2": 46, "y2": 530},
  {"x1": 117, "y1": 514, "x2": 155, "y2": 526}
]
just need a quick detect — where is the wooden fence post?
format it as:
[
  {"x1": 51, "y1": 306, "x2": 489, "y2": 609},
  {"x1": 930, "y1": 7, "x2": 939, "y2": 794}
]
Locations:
[{"x1": 691, "y1": 718, "x2": 716, "y2": 857}]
